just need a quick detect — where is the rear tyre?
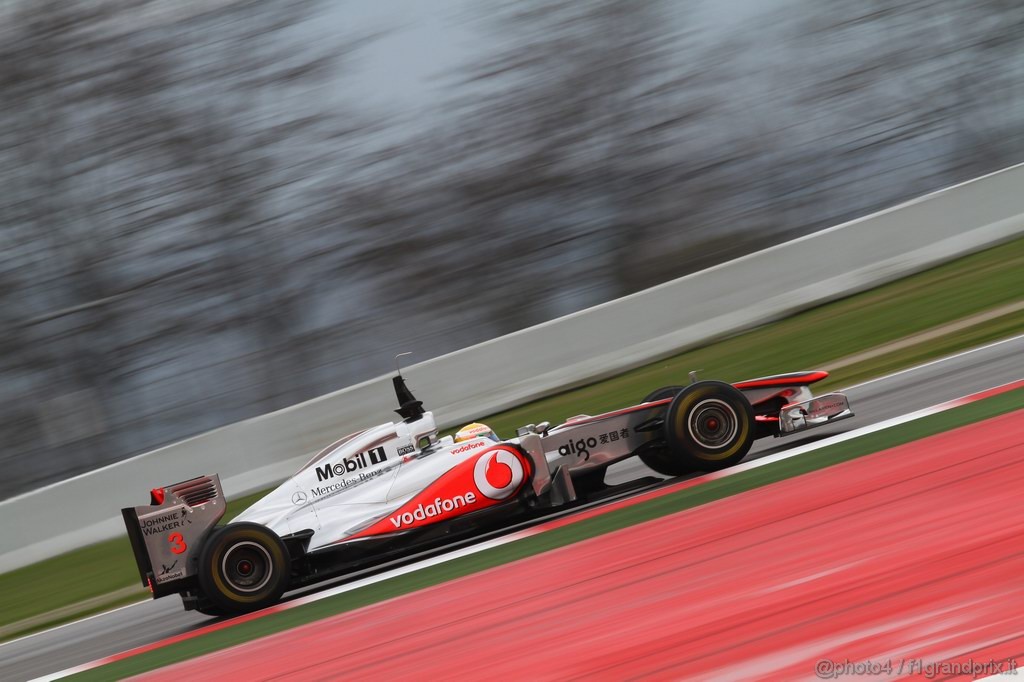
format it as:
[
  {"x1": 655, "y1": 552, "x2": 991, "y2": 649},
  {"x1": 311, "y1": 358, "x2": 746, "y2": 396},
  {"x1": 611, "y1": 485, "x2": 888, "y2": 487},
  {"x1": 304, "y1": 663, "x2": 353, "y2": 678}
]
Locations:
[
  {"x1": 664, "y1": 381, "x2": 754, "y2": 471},
  {"x1": 197, "y1": 522, "x2": 290, "y2": 614},
  {"x1": 638, "y1": 386, "x2": 690, "y2": 476}
]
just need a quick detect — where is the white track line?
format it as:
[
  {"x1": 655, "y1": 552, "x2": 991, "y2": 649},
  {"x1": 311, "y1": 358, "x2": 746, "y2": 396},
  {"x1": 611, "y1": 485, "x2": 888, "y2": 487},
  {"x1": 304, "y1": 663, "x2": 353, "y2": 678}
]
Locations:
[
  {"x1": 842, "y1": 333, "x2": 1024, "y2": 392},
  {"x1": 0, "y1": 600, "x2": 150, "y2": 650}
]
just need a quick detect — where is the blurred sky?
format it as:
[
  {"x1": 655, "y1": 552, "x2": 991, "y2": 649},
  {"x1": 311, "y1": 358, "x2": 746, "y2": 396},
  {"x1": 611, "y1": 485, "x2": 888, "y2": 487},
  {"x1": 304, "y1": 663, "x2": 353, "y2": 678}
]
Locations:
[
  {"x1": 328, "y1": 0, "x2": 478, "y2": 113},
  {"x1": 324, "y1": 0, "x2": 788, "y2": 122}
]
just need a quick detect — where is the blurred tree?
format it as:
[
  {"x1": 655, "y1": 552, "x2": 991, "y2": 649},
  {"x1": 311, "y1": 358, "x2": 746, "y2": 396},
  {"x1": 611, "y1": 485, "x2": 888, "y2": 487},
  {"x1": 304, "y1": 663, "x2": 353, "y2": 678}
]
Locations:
[
  {"x1": 0, "y1": 0, "x2": 178, "y2": 471},
  {"x1": 940, "y1": 0, "x2": 1024, "y2": 173},
  {"x1": 157, "y1": 1, "x2": 372, "y2": 411},
  {"x1": 0, "y1": 0, "x2": 365, "y2": 493},
  {"x1": 353, "y1": 0, "x2": 744, "y2": 329},
  {"x1": 783, "y1": 0, "x2": 1024, "y2": 224}
]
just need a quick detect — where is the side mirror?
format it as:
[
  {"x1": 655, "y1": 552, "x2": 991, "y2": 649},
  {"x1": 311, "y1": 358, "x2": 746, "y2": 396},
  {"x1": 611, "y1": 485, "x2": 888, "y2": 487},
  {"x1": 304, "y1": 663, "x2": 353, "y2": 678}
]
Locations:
[{"x1": 516, "y1": 421, "x2": 551, "y2": 437}]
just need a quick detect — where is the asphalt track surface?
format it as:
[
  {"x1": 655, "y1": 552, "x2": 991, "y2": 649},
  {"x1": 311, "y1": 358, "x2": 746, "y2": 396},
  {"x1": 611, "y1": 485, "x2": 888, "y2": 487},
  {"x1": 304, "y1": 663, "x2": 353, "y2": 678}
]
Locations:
[
  {"x1": 3, "y1": 334, "x2": 1022, "y2": 681},
  {"x1": 151, "y1": 412, "x2": 1024, "y2": 679}
]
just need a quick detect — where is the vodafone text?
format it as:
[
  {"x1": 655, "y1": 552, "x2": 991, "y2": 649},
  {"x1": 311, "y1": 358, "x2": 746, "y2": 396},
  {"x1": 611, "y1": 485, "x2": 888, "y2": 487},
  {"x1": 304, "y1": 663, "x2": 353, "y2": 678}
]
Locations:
[
  {"x1": 389, "y1": 493, "x2": 477, "y2": 528},
  {"x1": 451, "y1": 441, "x2": 486, "y2": 455}
]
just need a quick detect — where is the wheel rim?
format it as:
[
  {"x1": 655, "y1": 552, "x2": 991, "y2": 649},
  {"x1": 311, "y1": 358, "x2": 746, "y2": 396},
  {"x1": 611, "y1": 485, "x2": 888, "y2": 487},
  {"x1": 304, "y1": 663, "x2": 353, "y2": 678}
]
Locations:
[
  {"x1": 686, "y1": 398, "x2": 739, "y2": 450},
  {"x1": 221, "y1": 541, "x2": 273, "y2": 593}
]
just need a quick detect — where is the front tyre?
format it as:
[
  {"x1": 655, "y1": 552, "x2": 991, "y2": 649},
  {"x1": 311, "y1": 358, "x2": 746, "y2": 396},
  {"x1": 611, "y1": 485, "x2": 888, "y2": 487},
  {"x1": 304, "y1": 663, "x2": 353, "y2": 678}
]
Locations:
[
  {"x1": 664, "y1": 381, "x2": 754, "y2": 472},
  {"x1": 197, "y1": 522, "x2": 290, "y2": 614}
]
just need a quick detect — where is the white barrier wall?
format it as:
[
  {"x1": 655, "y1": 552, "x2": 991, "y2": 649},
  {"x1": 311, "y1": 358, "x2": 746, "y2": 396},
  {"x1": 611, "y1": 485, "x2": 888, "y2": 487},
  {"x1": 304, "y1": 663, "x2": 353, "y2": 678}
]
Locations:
[{"x1": 3, "y1": 163, "x2": 1024, "y2": 573}]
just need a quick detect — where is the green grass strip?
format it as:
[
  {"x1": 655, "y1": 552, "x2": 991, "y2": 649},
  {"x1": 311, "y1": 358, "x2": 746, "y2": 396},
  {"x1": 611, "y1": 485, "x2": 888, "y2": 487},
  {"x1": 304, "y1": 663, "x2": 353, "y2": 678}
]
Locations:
[
  {"x1": 73, "y1": 388, "x2": 1022, "y2": 680},
  {"x1": 814, "y1": 307, "x2": 1024, "y2": 391}
]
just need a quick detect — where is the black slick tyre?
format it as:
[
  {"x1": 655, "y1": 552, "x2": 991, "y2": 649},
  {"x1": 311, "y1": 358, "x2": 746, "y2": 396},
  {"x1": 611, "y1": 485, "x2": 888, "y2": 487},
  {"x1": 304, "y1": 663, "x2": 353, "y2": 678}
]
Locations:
[
  {"x1": 197, "y1": 522, "x2": 290, "y2": 614},
  {"x1": 664, "y1": 381, "x2": 754, "y2": 471}
]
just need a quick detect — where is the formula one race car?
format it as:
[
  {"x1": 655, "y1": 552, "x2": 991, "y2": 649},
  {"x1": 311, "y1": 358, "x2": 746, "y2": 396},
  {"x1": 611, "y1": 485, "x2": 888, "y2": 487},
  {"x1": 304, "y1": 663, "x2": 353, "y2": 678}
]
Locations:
[{"x1": 123, "y1": 369, "x2": 852, "y2": 615}]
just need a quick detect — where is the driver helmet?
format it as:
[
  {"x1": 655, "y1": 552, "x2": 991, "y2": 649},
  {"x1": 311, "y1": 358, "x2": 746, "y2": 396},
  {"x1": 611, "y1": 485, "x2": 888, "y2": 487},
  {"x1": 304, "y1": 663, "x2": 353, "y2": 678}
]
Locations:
[{"x1": 454, "y1": 422, "x2": 499, "y2": 443}]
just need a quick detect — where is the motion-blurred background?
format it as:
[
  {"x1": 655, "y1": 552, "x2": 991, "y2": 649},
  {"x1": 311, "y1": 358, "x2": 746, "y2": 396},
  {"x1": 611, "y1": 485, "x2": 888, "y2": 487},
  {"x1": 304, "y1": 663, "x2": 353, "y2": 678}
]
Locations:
[{"x1": 1, "y1": 0, "x2": 1021, "y2": 498}]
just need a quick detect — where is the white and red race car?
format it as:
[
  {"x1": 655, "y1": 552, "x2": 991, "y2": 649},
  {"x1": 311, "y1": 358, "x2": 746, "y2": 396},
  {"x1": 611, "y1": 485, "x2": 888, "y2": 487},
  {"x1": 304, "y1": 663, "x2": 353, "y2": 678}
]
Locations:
[{"x1": 123, "y1": 370, "x2": 852, "y2": 615}]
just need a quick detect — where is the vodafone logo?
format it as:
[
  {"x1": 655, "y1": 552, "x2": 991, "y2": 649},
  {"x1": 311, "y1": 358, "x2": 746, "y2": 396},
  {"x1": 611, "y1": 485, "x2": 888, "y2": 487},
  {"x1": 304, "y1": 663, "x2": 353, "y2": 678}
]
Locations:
[
  {"x1": 389, "y1": 492, "x2": 477, "y2": 528},
  {"x1": 473, "y1": 448, "x2": 526, "y2": 500},
  {"x1": 451, "y1": 440, "x2": 487, "y2": 455},
  {"x1": 354, "y1": 445, "x2": 533, "y2": 539}
]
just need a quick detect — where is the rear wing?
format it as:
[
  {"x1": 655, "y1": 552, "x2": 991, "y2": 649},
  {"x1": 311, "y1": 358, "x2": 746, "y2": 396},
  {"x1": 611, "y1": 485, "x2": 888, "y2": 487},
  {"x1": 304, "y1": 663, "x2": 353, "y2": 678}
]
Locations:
[{"x1": 121, "y1": 474, "x2": 226, "y2": 597}]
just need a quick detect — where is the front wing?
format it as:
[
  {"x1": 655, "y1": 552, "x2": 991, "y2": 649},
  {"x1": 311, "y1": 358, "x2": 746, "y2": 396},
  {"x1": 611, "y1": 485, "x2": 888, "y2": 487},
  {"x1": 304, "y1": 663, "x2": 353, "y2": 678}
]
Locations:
[{"x1": 779, "y1": 393, "x2": 854, "y2": 434}]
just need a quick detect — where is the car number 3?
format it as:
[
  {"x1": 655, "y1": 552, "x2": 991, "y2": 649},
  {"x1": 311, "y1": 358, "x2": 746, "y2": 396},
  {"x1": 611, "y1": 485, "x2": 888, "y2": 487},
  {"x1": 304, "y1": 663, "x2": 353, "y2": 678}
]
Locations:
[{"x1": 168, "y1": 532, "x2": 187, "y2": 554}]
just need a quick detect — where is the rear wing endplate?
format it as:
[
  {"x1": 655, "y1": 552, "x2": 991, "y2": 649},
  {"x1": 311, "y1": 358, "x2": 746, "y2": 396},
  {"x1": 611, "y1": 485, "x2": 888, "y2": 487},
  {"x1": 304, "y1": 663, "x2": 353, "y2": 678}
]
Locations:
[{"x1": 121, "y1": 474, "x2": 226, "y2": 597}]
